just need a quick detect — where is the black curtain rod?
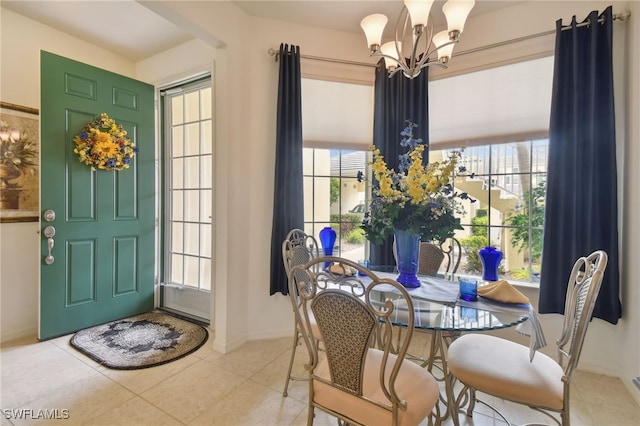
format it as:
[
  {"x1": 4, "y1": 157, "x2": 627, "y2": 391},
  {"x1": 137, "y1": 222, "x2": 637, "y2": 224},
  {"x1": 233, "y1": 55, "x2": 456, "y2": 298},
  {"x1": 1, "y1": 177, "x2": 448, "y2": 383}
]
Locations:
[{"x1": 267, "y1": 48, "x2": 375, "y2": 68}]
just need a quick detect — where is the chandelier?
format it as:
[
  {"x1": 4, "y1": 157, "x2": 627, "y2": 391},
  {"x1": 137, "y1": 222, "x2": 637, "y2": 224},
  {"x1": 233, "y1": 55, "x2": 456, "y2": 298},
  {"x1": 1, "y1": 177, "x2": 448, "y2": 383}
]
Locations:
[{"x1": 361, "y1": 0, "x2": 475, "y2": 79}]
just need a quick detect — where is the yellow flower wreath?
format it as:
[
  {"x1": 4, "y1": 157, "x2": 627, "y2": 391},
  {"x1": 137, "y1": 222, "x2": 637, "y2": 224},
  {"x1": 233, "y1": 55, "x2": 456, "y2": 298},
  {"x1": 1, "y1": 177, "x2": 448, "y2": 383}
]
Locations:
[{"x1": 73, "y1": 113, "x2": 137, "y2": 171}]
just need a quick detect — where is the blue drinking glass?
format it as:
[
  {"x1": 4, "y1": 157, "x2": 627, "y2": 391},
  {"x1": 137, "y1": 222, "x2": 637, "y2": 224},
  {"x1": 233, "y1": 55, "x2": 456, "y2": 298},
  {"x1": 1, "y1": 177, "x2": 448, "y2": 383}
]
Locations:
[{"x1": 459, "y1": 278, "x2": 478, "y2": 302}]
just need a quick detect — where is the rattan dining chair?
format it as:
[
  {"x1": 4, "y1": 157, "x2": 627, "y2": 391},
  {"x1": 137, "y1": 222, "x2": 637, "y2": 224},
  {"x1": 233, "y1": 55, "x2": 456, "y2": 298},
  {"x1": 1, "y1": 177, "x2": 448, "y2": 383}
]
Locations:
[
  {"x1": 393, "y1": 237, "x2": 461, "y2": 279},
  {"x1": 447, "y1": 250, "x2": 608, "y2": 426},
  {"x1": 290, "y1": 256, "x2": 440, "y2": 426},
  {"x1": 281, "y1": 228, "x2": 322, "y2": 397},
  {"x1": 418, "y1": 237, "x2": 461, "y2": 280}
]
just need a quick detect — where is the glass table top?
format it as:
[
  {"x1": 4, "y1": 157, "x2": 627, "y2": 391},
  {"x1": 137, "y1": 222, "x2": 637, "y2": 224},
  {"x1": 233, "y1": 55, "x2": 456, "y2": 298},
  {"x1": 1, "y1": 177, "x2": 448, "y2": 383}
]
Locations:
[
  {"x1": 318, "y1": 268, "x2": 529, "y2": 333},
  {"x1": 380, "y1": 297, "x2": 527, "y2": 332},
  {"x1": 365, "y1": 272, "x2": 529, "y2": 333}
]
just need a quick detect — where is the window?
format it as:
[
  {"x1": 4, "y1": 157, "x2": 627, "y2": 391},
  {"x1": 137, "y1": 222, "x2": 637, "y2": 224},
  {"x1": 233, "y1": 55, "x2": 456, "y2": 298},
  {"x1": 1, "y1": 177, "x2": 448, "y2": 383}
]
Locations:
[
  {"x1": 430, "y1": 139, "x2": 548, "y2": 284},
  {"x1": 162, "y1": 78, "x2": 212, "y2": 291},
  {"x1": 303, "y1": 148, "x2": 368, "y2": 262},
  {"x1": 300, "y1": 77, "x2": 373, "y2": 261}
]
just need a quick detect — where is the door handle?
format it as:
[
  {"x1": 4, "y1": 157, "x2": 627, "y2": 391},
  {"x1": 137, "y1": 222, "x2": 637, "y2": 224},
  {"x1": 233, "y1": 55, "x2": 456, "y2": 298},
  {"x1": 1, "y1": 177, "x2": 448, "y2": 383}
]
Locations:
[{"x1": 43, "y1": 225, "x2": 55, "y2": 265}]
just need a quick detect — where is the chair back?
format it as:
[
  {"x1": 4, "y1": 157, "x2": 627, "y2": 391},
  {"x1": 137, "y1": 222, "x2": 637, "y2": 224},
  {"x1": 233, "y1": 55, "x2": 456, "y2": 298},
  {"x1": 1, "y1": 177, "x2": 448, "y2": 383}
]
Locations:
[
  {"x1": 290, "y1": 256, "x2": 416, "y2": 417},
  {"x1": 418, "y1": 237, "x2": 462, "y2": 280},
  {"x1": 312, "y1": 290, "x2": 376, "y2": 394},
  {"x1": 418, "y1": 243, "x2": 445, "y2": 276},
  {"x1": 556, "y1": 250, "x2": 608, "y2": 381},
  {"x1": 282, "y1": 229, "x2": 320, "y2": 299}
]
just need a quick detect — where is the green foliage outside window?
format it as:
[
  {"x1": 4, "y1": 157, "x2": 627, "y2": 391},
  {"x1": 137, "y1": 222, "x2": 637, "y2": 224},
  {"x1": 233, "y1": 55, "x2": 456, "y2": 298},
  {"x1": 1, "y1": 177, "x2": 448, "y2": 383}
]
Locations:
[
  {"x1": 460, "y1": 213, "x2": 489, "y2": 273},
  {"x1": 470, "y1": 211, "x2": 488, "y2": 237},
  {"x1": 460, "y1": 235, "x2": 488, "y2": 273},
  {"x1": 330, "y1": 177, "x2": 339, "y2": 204},
  {"x1": 330, "y1": 213, "x2": 362, "y2": 236},
  {"x1": 346, "y1": 228, "x2": 365, "y2": 244},
  {"x1": 506, "y1": 181, "x2": 546, "y2": 262}
]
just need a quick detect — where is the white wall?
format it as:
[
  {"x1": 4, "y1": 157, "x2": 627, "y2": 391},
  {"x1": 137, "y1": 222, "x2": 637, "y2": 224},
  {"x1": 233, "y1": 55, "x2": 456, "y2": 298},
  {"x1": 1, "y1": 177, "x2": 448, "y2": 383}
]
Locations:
[
  {"x1": 620, "y1": 0, "x2": 640, "y2": 401},
  {"x1": 1, "y1": 0, "x2": 638, "y2": 401}
]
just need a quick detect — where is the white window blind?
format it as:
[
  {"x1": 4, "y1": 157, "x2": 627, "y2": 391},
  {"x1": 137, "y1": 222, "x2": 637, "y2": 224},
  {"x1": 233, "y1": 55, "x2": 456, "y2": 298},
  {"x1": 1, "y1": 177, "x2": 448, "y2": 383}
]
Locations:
[
  {"x1": 302, "y1": 78, "x2": 374, "y2": 148},
  {"x1": 429, "y1": 56, "x2": 553, "y2": 147}
]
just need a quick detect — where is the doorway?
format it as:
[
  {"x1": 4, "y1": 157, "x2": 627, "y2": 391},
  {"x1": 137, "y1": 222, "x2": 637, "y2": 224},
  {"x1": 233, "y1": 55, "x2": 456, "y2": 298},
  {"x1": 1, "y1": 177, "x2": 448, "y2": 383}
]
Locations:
[{"x1": 159, "y1": 77, "x2": 212, "y2": 322}]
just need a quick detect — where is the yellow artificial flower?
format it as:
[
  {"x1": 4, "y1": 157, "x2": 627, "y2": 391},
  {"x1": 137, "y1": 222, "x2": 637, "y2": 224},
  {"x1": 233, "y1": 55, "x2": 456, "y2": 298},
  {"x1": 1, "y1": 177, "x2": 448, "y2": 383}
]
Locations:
[{"x1": 361, "y1": 121, "x2": 470, "y2": 245}]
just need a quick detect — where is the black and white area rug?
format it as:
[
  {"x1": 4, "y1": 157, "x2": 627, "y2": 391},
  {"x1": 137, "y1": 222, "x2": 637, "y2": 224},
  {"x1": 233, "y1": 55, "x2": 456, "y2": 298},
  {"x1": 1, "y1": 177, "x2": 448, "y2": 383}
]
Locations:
[{"x1": 70, "y1": 311, "x2": 208, "y2": 370}]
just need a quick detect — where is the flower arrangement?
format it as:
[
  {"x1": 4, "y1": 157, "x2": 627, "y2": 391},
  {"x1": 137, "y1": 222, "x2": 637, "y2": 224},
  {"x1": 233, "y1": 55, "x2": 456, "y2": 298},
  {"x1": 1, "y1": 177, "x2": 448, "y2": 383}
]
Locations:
[
  {"x1": 73, "y1": 113, "x2": 137, "y2": 171},
  {"x1": 0, "y1": 121, "x2": 38, "y2": 173},
  {"x1": 361, "y1": 121, "x2": 473, "y2": 245}
]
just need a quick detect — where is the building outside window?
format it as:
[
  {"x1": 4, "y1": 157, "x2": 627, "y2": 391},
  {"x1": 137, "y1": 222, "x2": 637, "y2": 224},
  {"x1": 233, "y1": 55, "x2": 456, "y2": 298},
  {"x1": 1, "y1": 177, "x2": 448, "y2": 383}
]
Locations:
[
  {"x1": 302, "y1": 148, "x2": 368, "y2": 263},
  {"x1": 302, "y1": 140, "x2": 548, "y2": 285},
  {"x1": 430, "y1": 139, "x2": 548, "y2": 284}
]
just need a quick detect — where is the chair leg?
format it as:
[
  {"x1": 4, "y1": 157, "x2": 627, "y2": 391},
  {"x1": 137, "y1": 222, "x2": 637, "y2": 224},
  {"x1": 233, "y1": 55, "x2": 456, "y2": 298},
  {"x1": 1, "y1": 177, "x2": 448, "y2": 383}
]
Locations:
[
  {"x1": 283, "y1": 328, "x2": 300, "y2": 397},
  {"x1": 561, "y1": 405, "x2": 569, "y2": 426},
  {"x1": 307, "y1": 404, "x2": 314, "y2": 426}
]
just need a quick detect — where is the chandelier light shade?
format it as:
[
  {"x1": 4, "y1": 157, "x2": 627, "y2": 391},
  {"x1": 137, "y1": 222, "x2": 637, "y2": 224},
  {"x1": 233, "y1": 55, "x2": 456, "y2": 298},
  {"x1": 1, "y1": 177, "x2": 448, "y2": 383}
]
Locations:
[
  {"x1": 360, "y1": 14, "x2": 388, "y2": 47},
  {"x1": 361, "y1": 0, "x2": 476, "y2": 78},
  {"x1": 405, "y1": 0, "x2": 434, "y2": 27},
  {"x1": 380, "y1": 41, "x2": 401, "y2": 68}
]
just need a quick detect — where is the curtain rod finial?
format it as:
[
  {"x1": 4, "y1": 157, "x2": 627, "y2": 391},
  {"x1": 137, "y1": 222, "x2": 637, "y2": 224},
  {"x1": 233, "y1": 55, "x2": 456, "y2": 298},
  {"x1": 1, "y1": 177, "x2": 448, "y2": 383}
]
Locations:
[
  {"x1": 615, "y1": 10, "x2": 631, "y2": 21},
  {"x1": 268, "y1": 48, "x2": 279, "y2": 62}
]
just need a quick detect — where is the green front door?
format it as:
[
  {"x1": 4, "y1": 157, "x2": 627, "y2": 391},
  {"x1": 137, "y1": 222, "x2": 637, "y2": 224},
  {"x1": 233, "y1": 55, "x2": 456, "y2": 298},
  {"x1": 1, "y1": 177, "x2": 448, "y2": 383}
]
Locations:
[{"x1": 39, "y1": 51, "x2": 155, "y2": 339}]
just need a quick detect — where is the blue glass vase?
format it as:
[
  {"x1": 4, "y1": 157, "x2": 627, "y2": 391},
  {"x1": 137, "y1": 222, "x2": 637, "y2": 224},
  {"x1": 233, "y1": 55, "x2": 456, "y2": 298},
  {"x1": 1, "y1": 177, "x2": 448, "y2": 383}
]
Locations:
[
  {"x1": 319, "y1": 227, "x2": 336, "y2": 268},
  {"x1": 479, "y1": 246, "x2": 503, "y2": 282},
  {"x1": 394, "y1": 228, "x2": 421, "y2": 289}
]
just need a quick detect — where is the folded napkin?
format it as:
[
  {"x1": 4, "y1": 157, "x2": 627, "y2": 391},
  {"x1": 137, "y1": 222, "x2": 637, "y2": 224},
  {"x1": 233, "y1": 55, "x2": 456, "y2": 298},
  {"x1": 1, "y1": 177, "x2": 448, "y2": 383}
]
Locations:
[
  {"x1": 478, "y1": 280, "x2": 529, "y2": 304},
  {"x1": 327, "y1": 263, "x2": 357, "y2": 276}
]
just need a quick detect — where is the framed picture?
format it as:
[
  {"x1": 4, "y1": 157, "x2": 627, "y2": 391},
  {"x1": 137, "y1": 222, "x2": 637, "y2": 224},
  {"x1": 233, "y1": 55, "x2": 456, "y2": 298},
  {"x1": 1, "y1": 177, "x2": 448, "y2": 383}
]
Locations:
[{"x1": 0, "y1": 101, "x2": 40, "y2": 223}]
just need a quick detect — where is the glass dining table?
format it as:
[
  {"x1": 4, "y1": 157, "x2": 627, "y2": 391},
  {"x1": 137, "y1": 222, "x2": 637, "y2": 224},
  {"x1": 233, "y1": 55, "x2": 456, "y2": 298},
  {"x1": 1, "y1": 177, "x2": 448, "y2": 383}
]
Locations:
[{"x1": 365, "y1": 272, "x2": 530, "y2": 425}]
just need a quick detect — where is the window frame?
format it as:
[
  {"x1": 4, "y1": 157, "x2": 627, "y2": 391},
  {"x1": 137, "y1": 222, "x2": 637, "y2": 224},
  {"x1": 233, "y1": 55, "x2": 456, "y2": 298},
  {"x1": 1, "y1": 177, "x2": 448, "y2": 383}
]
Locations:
[
  {"x1": 160, "y1": 76, "x2": 213, "y2": 291},
  {"x1": 438, "y1": 138, "x2": 548, "y2": 285}
]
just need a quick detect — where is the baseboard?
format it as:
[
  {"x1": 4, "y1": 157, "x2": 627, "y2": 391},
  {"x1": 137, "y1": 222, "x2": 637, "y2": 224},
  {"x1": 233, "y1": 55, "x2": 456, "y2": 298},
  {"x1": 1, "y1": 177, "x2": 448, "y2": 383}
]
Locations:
[
  {"x1": 212, "y1": 332, "x2": 247, "y2": 354},
  {"x1": 247, "y1": 327, "x2": 292, "y2": 341},
  {"x1": 633, "y1": 377, "x2": 640, "y2": 402},
  {"x1": 0, "y1": 326, "x2": 37, "y2": 344}
]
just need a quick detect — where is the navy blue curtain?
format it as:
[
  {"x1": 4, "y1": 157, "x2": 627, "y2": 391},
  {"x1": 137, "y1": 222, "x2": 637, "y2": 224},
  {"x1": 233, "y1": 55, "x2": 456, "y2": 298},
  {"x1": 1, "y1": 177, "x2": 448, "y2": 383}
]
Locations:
[
  {"x1": 540, "y1": 7, "x2": 621, "y2": 324},
  {"x1": 269, "y1": 43, "x2": 303, "y2": 295},
  {"x1": 369, "y1": 61, "x2": 430, "y2": 271}
]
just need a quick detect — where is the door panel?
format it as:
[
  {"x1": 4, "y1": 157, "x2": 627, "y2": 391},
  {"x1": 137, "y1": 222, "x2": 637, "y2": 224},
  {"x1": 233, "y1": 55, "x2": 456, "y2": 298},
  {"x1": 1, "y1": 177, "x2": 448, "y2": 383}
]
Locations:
[{"x1": 40, "y1": 51, "x2": 155, "y2": 339}]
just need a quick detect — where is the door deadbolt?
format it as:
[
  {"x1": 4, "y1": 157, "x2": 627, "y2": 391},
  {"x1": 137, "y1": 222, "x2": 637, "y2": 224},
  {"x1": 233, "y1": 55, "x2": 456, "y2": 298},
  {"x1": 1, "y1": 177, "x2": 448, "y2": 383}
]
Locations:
[{"x1": 43, "y1": 209, "x2": 56, "y2": 222}]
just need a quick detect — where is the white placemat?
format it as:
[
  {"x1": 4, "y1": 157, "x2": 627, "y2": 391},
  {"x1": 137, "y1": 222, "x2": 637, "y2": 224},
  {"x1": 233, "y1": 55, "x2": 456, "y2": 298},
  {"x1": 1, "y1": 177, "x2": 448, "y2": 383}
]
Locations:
[
  {"x1": 458, "y1": 297, "x2": 547, "y2": 361},
  {"x1": 371, "y1": 273, "x2": 460, "y2": 304}
]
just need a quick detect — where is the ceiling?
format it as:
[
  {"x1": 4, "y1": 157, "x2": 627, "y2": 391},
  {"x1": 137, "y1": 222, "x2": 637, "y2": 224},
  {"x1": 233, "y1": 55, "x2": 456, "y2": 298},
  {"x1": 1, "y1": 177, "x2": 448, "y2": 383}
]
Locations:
[{"x1": 1, "y1": 1, "x2": 523, "y2": 62}]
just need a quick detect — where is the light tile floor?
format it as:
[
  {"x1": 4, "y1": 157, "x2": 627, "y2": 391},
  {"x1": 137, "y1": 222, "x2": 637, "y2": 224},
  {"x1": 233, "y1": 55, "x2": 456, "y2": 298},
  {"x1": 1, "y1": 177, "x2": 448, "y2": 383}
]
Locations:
[{"x1": 1, "y1": 330, "x2": 638, "y2": 425}]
